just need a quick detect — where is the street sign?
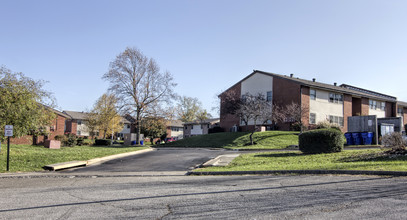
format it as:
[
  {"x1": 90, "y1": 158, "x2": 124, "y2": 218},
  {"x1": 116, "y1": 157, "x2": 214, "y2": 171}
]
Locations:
[{"x1": 5, "y1": 125, "x2": 13, "y2": 137}]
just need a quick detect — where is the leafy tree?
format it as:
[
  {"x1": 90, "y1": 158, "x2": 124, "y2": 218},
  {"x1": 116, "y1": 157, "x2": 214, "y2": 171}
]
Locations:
[
  {"x1": 87, "y1": 93, "x2": 123, "y2": 139},
  {"x1": 103, "y1": 47, "x2": 176, "y2": 144},
  {"x1": 84, "y1": 111, "x2": 100, "y2": 139},
  {"x1": 177, "y1": 96, "x2": 211, "y2": 122},
  {"x1": 141, "y1": 117, "x2": 167, "y2": 144},
  {"x1": 0, "y1": 66, "x2": 55, "y2": 142}
]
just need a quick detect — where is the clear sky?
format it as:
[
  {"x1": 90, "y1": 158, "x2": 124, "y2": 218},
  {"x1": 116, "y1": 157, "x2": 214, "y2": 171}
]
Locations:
[{"x1": 1, "y1": 0, "x2": 406, "y2": 116}]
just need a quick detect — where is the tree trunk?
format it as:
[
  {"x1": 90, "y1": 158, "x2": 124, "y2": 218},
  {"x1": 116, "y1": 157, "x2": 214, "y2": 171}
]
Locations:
[
  {"x1": 249, "y1": 131, "x2": 254, "y2": 145},
  {"x1": 136, "y1": 110, "x2": 141, "y2": 145}
]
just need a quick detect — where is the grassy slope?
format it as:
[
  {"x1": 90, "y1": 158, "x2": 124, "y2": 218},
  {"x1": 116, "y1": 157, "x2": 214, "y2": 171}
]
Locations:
[
  {"x1": 162, "y1": 131, "x2": 299, "y2": 149},
  {"x1": 0, "y1": 144, "x2": 148, "y2": 173},
  {"x1": 199, "y1": 149, "x2": 407, "y2": 172}
]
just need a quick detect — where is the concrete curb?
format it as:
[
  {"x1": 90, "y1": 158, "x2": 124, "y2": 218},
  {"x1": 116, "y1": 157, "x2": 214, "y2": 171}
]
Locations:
[
  {"x1": 86, "y1": 148, "x2": 156, "y2": 165},
  {"x1": 41, "y1": 148, "x2": 156, "y2": 171},
  {"x1": 186, "y1": 170, "x2": 407, "y2": 177}
]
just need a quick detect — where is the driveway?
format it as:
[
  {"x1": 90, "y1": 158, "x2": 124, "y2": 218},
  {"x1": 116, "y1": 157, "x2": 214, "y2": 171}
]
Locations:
[{"x1": 63, "y1": 148, "x2": 233, "y2": 174}]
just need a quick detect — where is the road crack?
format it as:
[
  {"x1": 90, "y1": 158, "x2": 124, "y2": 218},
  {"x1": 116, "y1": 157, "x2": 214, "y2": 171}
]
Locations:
[{"x1": 156, "y1": 204, "x2": 173, "y2": 220}]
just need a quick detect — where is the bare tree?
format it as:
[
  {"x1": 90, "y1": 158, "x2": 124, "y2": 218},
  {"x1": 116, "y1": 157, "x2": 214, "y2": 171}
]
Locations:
[
  {"x1": 232, "y1": 93, "x2": 273, "y2": 145},
  {"x1": 103, "y1": 47, "x2": 176, "y2": 145},
  {"x1": 282, "y1": 102, "x2": 308, "y2": 132}
]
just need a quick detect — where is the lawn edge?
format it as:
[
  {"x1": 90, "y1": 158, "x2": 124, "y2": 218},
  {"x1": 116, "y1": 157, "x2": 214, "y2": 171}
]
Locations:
[{"x1": 187, "y1": 169, "x2": 407, "y2": 177}]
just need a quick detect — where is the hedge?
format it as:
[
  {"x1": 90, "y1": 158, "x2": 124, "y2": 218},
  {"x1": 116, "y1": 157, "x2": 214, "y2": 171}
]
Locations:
[
  {"x1": 94, "y1": 139, "x2": 112, "y2": 146},
  {"x1": 299, "y1": 128, "x2": 344, "y2": 154}
]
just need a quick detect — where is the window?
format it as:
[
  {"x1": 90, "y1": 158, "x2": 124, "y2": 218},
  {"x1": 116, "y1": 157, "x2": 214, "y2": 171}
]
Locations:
[
  {"x1": 398, "y1": 107, "x2": 403, "y2": 115},
  {"x1": 77, "y1": 131, "x2": 81, "y2": 136},
  {"x1": 77, "y1": 120, "x2": 82, "y2": 125},
  {"x1": 369, "y1": 100, "x2": 377, "y2": 109},
  {"x1": 310, "y1": 89, "x2": 316, "y2": 100},
  {"x1": 184, "y1": 125, "x2": 188, "y2": 130},
  {"x1": 310, "y1": 113, "x2": 316, "y2": 124},
  {"x1": 329, "y1": 115, "x2": 344, "y2": 127},
  {"x1": 267, "y1": 91, "x2": 272, "y2": 102},
  {"x1": 380, "y1": 102, "x2": 385, "y2": 111},
  {"x1": 329, "y1": 93, "x2": 343, "y2": 104},
  {"x1": 207, "y1": 124, "x2": 210, "y2": 128},
  {"x1": 127, "y1": 124, "x2": 130, "y2": 129}
]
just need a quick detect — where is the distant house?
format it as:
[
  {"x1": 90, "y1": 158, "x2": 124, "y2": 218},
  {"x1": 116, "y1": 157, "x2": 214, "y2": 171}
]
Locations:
[
  {"x1": 183, "y1": 118, "x2": 220, "y2": 138},
  {"x1": 167, "y1": 120, "x2": 184, "y2": 140},
  {"x1": 63, "y1": 110, "x2": 130, "y2": 138},
  {"x1": 11, "y1": 108, "x2": 71, "y2": 145},
  {"x1": 117, "y1": 117, "x2": 132, "y2": 139},
  {"x1": 63, "y1": 111, "x2": 94, "y2": 137}
]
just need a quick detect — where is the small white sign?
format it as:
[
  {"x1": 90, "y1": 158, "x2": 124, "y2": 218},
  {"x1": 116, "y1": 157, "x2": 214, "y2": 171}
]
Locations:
[
  {"x1": 368, "y1": 120, "x2": 372, "y2": 127},
  {"x1": 5, "y1": 125, "x2": 13, "y2": 137}
]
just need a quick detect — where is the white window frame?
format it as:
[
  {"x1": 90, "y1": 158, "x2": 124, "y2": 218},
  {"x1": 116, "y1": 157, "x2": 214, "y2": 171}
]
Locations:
[
  {"x1": 267, "y1": 91, "x2": 272, "y2": 102},
  {"x1": 329, "y1": 93, "x2": 343, "y2": 104},
  {"x1": 310, "y1": 89, "x2": 316, "y2": 100},
  {"x1": 310, "y1": 113, "x2": 316, "y2": 124}
]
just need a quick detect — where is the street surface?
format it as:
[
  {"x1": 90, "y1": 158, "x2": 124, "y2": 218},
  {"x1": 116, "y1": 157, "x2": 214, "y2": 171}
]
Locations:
[
  {"x1": 1, "y1": 175, "x2": 406, "y2": 219},
  {"x1": 63, "y1": 148, "x2": 233, "y2": 173}
]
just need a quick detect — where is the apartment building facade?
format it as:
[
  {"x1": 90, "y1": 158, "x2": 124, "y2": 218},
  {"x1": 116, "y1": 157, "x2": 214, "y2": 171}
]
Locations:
[{"x1": 220, "y1": 70, "x2": 402, "y2": 132}]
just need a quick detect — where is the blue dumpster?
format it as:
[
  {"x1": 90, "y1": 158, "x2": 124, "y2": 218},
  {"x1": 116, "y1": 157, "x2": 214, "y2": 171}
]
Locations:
[
  {"x1": 361, "y1": 132, "x2": 373, "y2": 145},
  {"x1": 352, "y1": 133, "x2": 362, "y2": 145},
  {"x1": 344, "y1": 133, "x2": 353, "y2": 145},
  {"x1": 131, "y1": 140, "x2": 137, "y2": 145},
  {"x1": 140, "y1": 140, "x2": 144, "y2": 145}
]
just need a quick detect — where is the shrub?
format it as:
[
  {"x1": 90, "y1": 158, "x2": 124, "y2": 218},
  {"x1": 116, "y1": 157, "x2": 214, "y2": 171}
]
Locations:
[
  {"x1": 94, "y1": 139, "x2": 112, "y2": 146},
  {"x1": 54, "y1": 135, "x2": 66, "y2": 142},
  {"x1": 382, "y1": 132, "x2": 406, "y2": 150},
  {"x1": 315, "y1": 121, "x2": 341, "y2": 131},
  {"x1": 76, "y1": 137, "x2": 84, "y2": 146},
  {"x1": 299, "y1": 128, "x2": 344, "y2": 154},
  {"x1": 64, "y1": 133, "x2": 78, "y2": 147},
  {"x1": 208, "y1": 127, "x2": 225, "y2": 134}
]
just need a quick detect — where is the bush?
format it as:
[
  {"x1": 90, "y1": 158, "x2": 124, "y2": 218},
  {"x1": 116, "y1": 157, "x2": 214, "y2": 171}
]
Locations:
[
  {"x1": 299, "y1": 128, "x2": 344, "y2": 154},
  {"x1": 64, "y1": 133, "x2": 78, "y2": 147},
  {"x1": 315, "y1": 121, "x2": 341, "y2": 131},
  {"x1": 382, "y1": 132, "x2": 406, "y2": 150},
  {"x1": 94, "y1": 139, "x2": 112, "y2": 146},
  {"x1": 208, "y1": 127, "x2": 225, "y2": 134},
  {"x1": 76, "y1": 137, "x2": 84, "y2": 146},
  {"x1": 54, "y1": 135, "x2": 66, "y2": 142}
]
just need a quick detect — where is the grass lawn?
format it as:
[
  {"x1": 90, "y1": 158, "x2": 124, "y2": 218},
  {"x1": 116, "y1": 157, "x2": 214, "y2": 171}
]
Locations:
[
  {"x1": 0, "y1": 144, "x2": 149, "y2": 173},
  {"x1": 162, "y1": 131, "x2": 299, "y2": 150},
  {"x1": 198, "y1": 149, "x2": 407, "y2": 172}
]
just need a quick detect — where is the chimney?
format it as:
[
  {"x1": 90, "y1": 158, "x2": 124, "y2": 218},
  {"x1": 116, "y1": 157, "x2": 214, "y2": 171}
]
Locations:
[
  {"x1": 290, "y1": 73, "x2": 294, "y2": 78},
  {"x1": 334, "y1": 82, "x2": 337, "y2": 86},
  {"x1": 312, "y1": 78, "x2": 316, "y2": 82}
]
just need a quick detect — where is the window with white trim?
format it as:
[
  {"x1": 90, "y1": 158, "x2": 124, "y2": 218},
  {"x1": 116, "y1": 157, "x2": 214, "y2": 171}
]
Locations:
[
  {"x1": 329, "y1": 115, "x2": 344, "y2": 127},
  {"x1": 309, "y1": 113, "x2": 316, "y2": 124},
  {"x1": 329, "y1": 93, "x2": 343, "y2": 104},
  {"x1": 267, "y1": 91, "x2": 272, "y2": 102},
  {"x1": 310, "y1": 89, "x2": 316, "y2": 100},
  {"x1": 380, "y1": 102, "x2": 385, "y2": 111}
]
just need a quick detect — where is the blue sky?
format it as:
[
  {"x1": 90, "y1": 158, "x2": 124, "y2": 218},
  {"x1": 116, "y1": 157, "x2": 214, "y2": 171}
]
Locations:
[{"x1": 1, "y1": 0, "x2": 406, "y2": 116}]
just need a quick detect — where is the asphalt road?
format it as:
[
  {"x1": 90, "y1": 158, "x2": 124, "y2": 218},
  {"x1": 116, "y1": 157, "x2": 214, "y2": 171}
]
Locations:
[
  {"x1": 63, "y1": 148, "x2": 233, "y2": 173},
  {"x1": 1, "y1": 174, "x2": 406, "y2": 219}
]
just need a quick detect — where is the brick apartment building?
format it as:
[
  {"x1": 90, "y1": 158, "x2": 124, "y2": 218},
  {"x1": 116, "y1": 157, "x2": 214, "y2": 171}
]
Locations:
[
  {"x1": 219, "y1": 70, "x2": 405, "y2": 133},
  {"x1": 11, "y1": 108, "x2": 71, "y2": 145}
]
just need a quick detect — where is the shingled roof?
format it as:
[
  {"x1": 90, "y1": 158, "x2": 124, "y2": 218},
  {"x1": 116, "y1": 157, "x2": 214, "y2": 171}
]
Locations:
[{"x1": 221, "y1": 70, "x2": 398, "y2": 102}]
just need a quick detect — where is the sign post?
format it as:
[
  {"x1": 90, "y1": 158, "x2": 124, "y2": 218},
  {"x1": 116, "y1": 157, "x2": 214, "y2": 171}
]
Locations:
[{"x1": 5, "y1": 125, "x2": 13, "y2": 171}]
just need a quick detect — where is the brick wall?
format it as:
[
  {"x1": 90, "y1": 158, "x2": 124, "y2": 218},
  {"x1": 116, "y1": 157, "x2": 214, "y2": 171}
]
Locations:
[
  {"x1": 403, "y1": 108, "x2": 407, "y2": 130},
  {"x1": 361, "y1": 98, "x2": 369, "y2": 115},
  {"x1": 343, "y1": 94, "x2": 353, "y2": 132},
  {"x1": 273, "y1": 77, "x2": 302, "y2": 131},
  {"x1": 219, "y1": 83, "x2": 241, "y2": 132},
  {"x1": 301, "y1": 86, "x2": 310, "y2": 128}
]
